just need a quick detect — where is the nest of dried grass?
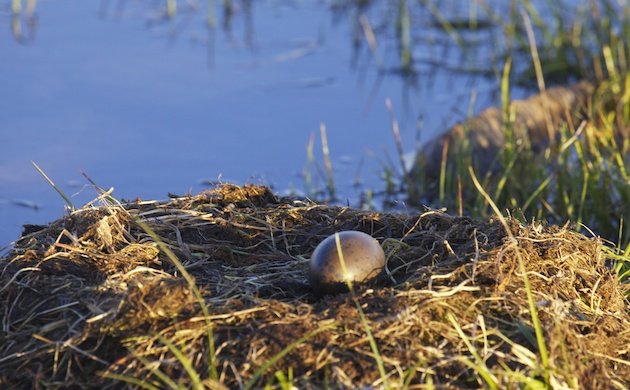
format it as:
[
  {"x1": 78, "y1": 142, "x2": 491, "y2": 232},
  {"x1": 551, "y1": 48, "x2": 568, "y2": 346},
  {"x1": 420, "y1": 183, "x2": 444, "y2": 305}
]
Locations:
[{"x1": 1, "y1": 184, "x2": 628, "y2": 388}]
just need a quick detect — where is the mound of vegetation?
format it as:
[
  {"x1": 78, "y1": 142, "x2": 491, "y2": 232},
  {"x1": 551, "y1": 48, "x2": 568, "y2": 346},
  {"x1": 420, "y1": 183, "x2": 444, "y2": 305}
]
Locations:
[{"x1": 1, "y1": 184, "x2": 627, "y2": 388}]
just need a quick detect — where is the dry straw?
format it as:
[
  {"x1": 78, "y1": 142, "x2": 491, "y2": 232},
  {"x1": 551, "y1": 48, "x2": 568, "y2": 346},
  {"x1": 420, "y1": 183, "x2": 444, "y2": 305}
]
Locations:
[{"x1": 1, "y1": 184, "x2": 628, "y2": 388}]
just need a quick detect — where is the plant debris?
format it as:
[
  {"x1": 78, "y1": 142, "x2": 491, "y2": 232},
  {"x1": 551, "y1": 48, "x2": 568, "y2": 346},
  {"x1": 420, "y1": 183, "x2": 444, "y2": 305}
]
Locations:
[{"x1": 1, "y1": 184, "x2": 628, "y2": 388}]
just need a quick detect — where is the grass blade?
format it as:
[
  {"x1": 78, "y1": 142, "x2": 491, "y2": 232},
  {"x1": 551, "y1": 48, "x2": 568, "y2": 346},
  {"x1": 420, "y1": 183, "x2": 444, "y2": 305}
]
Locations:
[
  {"x1": 159, "y1": 336, "x2": 203, "y2": 390},
  {"x1": 134, "y1": 219, "x2": 218, "y2": 381},
  {"x1": 522, "y1": 173, "x2": 553, "y2": 212},
  {"x1": 244, "y1": 322, "x2": 336, "y2": 389},
  {"x1": 101, "y1": 372, "x2": 161, "y2": 390},
  {"x1": 335, "y1": 233, "x2": 390, "y2": 389},
  {"x1": 32, "y1": 161, "x2": 76, "y2": 211},
  {"x1": 468, "y1": 167, "x2": 550, "y2": 381},
  {"x1": 320, "y1": 123, "x2": 336, "y2": 200},
  {"x1": 447, "y1": 313, "x2": 498, "y2": 389},
  {"x1": 135, "y1": 353, "x2": 181, "y2": 390}
]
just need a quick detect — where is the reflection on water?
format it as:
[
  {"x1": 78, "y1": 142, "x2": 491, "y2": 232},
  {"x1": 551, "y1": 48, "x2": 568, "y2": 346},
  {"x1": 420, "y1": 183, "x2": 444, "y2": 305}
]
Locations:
[
  {"x1": 10, "y1": 0, "x2": 37, "y2": 42},
  {"x1": 0, "y1": 0, "x2": 596, "y2": 246}
]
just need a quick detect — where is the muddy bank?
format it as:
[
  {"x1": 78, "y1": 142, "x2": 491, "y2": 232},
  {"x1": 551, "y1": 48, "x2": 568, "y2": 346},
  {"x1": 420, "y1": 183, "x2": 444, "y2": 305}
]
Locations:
[
  {"x1": 0, "y1": 184, "x2": 628, "y2": 388},
  {"x1": 420, "y1": 80, "x2": 595, "y2": 177}
]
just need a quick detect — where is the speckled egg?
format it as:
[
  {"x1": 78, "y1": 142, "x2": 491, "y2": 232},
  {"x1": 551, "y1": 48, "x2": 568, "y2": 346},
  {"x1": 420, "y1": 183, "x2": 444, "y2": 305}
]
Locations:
[{"x1": 309, "y1": 231, "x2": 386, "y2": 294}]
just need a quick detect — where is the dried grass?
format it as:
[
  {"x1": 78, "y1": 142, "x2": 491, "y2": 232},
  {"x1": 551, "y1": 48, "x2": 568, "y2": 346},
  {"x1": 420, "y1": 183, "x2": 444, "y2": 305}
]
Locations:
[{"x1": 1, "y1": 184, "x2": 628, "y2": 388}]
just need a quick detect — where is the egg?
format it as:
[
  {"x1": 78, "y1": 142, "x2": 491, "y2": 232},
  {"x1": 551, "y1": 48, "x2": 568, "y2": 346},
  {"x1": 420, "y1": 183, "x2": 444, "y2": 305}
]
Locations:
[{"x1": 309, "y1": 230, "x2": 386, "y2": 294}]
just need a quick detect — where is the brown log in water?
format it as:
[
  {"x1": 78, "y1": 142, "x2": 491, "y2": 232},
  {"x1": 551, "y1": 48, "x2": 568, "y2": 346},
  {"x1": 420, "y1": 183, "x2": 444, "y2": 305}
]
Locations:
[{"x1": 421, "y1": 80, "x2": 595, "y2": 176}]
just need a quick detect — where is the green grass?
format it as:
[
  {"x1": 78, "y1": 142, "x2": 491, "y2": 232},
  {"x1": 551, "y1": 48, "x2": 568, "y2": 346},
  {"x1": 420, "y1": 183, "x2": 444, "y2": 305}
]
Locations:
[
  {"x1": 469, "y1": 167, "x2": 550, "y2": 384},
  {"x1": 244, "y1": 323, "x2": 336, "y2": 390},
  {"x1": 135, "y1": 219, "x2": 219, "y2": 383},
  {"x1": 384, "y1": 0, "x2": 630, "y2": 256},
  {"x1": 447, "y1": 312, "x2": 499, "y2": 389},
  {"x1": 334, "y1": 232, "x2": 390, "y2": 388},
  {"x1": 425, "y1": 70, "x2": 629, "y2": 241},
  {"x1": 32, "y1": 161, "x2": 76, "y2": 212}
]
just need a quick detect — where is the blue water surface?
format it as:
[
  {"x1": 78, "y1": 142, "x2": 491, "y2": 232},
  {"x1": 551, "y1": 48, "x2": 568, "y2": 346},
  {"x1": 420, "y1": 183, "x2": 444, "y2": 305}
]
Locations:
[{"x1": 1, "y1": 0, "x2": 513, "y2": 246}]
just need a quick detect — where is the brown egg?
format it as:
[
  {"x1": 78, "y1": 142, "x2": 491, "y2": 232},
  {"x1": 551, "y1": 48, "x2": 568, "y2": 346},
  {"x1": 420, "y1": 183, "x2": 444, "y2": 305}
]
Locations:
[{"x1": 309, "y1": 231, "x2": 385, "y2": 294}]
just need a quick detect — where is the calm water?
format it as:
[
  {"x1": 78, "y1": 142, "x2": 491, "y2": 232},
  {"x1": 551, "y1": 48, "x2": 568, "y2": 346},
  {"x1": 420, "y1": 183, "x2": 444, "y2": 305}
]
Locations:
[{"x1": 1, "y1": 0, "x2": 529, "y2": 246}]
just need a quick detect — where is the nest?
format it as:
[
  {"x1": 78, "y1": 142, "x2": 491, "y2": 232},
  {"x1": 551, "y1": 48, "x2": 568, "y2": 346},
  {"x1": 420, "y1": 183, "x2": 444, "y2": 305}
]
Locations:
[{"x1": 1, "y1": 184, "x2": 628, "y2": 388}]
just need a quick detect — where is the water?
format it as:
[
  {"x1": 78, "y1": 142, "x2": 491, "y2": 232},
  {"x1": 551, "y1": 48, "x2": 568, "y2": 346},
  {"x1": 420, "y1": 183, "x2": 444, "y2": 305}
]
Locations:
[{"x1": 0, "y1": 0, "x2": 525, "y2": 246}]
